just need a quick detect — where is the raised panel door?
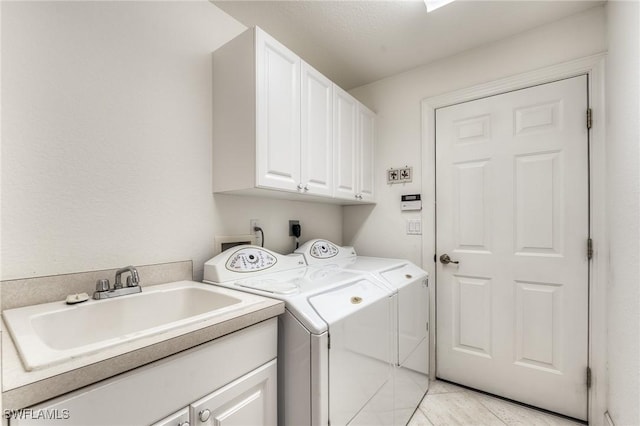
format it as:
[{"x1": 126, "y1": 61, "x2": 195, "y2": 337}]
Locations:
[
  {"x1": 255, "y1": 28, "x2": 301, "y2": 192},
  {"x1": 358, "y1": 106, "x2": 375, "y2": 201},
  {"x1": 190, "y1": 360, "x2": 277, "y2": 426},
  {"x1": 436, "y1": 76, "x2": 589, "y2": 420},
  {"x1": 333, "y1": 86, "x2": 358, "y2": 200},
  {"x1": 301, "y1": 62, "x2": 333, "y2": 196}
]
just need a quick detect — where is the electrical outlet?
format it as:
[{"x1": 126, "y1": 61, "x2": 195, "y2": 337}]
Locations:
[
  {"x1": 250, "y1": 219, "x2": 260, "y2": 234},
  {"x1": 289, "y1": 220, "x2": 300, "y2": 237}
]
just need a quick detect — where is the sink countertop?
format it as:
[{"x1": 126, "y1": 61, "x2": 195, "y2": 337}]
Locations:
[{"x1": 2, "y1": 283, "x2": 284, "y2": 410}]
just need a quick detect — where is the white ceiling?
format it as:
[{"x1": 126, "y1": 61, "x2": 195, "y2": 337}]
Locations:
[{"x1": 213, "y1": 0, "x2": 604, "y2": 90}]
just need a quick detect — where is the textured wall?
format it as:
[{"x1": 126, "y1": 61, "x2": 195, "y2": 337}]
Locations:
[
  {"x1": 1, "y1": 1, "x2": 342, "y2": 281},
  {"x1": 605, "y1": 1, "x2": 640, "y2": 424}
]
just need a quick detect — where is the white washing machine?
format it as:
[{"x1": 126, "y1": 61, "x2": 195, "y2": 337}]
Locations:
[
  {"x1": 203, "y1": 246, "x2": 396, "y2": 426},
  {"x1": 295, "y1": 239, "x2": 430, "y2": 425}
]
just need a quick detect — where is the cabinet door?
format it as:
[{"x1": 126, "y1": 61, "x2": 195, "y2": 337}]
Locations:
[
  {"x1": 190, "y1": 360, "x2": 277, "y2": 426},
  {"x1": 301, "y1": 62, "x2": 333, "y2": 197},
  {"x1": 358, "y1": 105, "x2": 376, "y2": 202},
  {"x1": 255, "y1": 28, "x2": 301, "y2": 192},
  {"x1": 333, "y1": 86, "x2": 358, "y2": 200},
  {"x1": 151, "y1": 408, "x2": 189, "y2": 426}
]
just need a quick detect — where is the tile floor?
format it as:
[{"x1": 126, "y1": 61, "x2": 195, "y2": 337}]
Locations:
[{"x1": 408, "y1": 380, "x2": 585, "y2": 426}]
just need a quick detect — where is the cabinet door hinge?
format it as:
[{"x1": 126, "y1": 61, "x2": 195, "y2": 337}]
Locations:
[
  {"x1": 426, "y1": 322, "x2": 429, "y2": 332},
  {"x1": 328, "y1": 334, "x2": 331, "y2": 350},
  {"x1": 586, "y1": 367, "x2": 592, "y2": 388},
  {"x1": 587, "y1": 238, "x2": 594, "y2": 260},
  {"x1": 587, "y1": 108, "x2": 593, "y2": 130}
]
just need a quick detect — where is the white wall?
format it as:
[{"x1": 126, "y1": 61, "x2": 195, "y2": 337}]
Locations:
[
  {"x1": 1, "y1": 1, "x2": 342, "y2": 281},
  {"x1": 345, "y1": 6, "x2": 606, "y2": 268},
  {"x1": 605, "y1": 1, "x2": 640, "y2": 424}
]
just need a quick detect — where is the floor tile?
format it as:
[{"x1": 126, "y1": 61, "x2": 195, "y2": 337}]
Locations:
[
  {"x1": 408, "y1": 408, "x2": 435, "y2": 426},
  {"x1": 419, "y1": 392, "x2": 505, "y2": 425},
  {"x1": 472, "y1": 393, "x2": 584, "y2": 426},
  {"x1": 426, "y1": 379, "x2": 469, "y2": 395}
]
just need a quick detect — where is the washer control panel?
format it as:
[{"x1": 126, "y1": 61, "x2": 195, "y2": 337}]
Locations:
[
  {"x1": 309, "y1": 240, "x2": 339, "y2": 259},
  {"x1": 225, "y1": 247, "x2": 277, "y2": 272}
]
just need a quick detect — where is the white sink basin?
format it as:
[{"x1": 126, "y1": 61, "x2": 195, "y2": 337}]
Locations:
[{"x1": 3, "y1": 281, "x2": 263, "y2": 371}]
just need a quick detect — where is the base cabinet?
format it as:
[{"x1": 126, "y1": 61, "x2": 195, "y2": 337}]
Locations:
[
  {"x1": 10, "y1": 319, "x2": 278, "y2": 426},
  {"x1": 153, "y1": 360, "x2": 276, "y2": 426}
]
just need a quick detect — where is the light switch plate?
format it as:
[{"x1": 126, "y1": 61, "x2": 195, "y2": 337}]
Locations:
[{"x1": 406, "y1": 219, "x2": 422, "y2": 235}]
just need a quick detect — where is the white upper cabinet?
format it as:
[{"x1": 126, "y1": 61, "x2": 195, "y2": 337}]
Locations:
[
  {"x1": 212, "y1": 26, "x2": 374, "y2": 204},
  {"x1": 333, "y1": 86, "x2": 358, "y2": 200},
  {"x1": 358, "y1": 105, "x2": 376, "y2": 202},
  {"x1": 301, "y1": 61, "x2": 334, "y2": 197},
  {"x1": 255, "y1": 29, "x2": 301, "y2": 192},
  {"x1": 334, "y1": 86, "x2": 376, "y2": 202}
]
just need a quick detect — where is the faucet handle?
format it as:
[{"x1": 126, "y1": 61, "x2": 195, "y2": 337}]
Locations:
[
  {"x1": 126, "y1": 276, "x2": 139, "y2": 287},
  {"x1": 95, "y1": 279, "x2": 110, "y2": 292}
]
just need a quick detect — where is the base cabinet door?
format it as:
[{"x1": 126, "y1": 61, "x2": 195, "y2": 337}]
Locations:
[
  {"x1": 190, "y1": 359, "x2": 277, "y2": 426},
  {"x1": 151, "y1": 408, "x2": 189, "y2": 426}
]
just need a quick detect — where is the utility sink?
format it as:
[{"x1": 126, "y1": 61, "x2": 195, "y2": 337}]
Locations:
[{"x1": 3, "y1": 281, "x2": 262, "y2": 371}]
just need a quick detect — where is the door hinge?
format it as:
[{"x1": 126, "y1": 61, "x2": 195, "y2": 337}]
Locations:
[
  {"x1": 426, "y1": 322, "x2": 429, "y2": 332},
  {"x1": 586, "y1": 367, "x2": 592, "y2": 388},
  {"x1": 587, "y1": 238, "x2": 594, "y2": 260},
  {"x1": 328, "y1": 334, "x2": 331, "y2": 350},
  {"x1": 587, "y1": 108, "x2": 593, "y2": 130}
]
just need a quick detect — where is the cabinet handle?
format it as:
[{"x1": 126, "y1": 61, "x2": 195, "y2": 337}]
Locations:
[
  {"x1": 303, "y1": 184, "x2": 309, "y2": 192},
  {"x1": 297, "y1": 183, "x2": 303, "y2": 191},
  {"x1": 178, "y1": 422, "x2": 190, "y2": 426},
  {"x1": 199, "y1": 409, "x2": 211, "y2": 422}
]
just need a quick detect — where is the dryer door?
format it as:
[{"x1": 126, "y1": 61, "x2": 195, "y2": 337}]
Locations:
[{"x1": 309, "y1": 279, "x2": 394, "y2": 426}]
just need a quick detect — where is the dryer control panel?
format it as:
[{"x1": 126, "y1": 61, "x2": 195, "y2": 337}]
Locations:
[
  {"x1": 295, "y1": 239, "x2": 356, "y2": 265},
  {"x1": 225, "y1": 247, "x2": 277, "y2": 272},
  {"x1": 309, "y1": 240, "x2": 339, "y2": 259}
]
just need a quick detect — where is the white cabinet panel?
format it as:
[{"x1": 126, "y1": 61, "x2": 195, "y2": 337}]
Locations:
[
  {"x1": 255, "y1": 28, "x2": 301, "y2": 192},
  {"x1": 151, "y1": 408, "x2": 189, "y2": 426},
  {"x1": 358, "y1": 105, "x2": 376, "y2": 202},
  {"x1": 334, "y1": 87, "x2": 376, "y2": 202},
  {"x1": 301, "y1": 61, "x2": 333, "y2": 196},
  {"x1": 333, "y1": 86, "x2": 358, "y2": 200},
  {"x1": 191, "y1": 360, "x2": 277, "y2": 426}
]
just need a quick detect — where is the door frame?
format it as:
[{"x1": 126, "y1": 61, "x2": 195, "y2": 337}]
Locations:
[{"x1": 420, "y1": 53, "x2": 607, "y2": 423}]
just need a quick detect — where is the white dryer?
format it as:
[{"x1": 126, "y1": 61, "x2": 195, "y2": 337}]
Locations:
[
  {"x1": 203, "y1": 246, "x2": 395, "y2": 426},
  {"x1": 295, "y1": 239, "x2": 430, "y2": 425}
]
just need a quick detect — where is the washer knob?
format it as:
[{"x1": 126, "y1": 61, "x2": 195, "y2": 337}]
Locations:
[{"x1": 199, "y1": 409, "x2": 211, "y2": 422}]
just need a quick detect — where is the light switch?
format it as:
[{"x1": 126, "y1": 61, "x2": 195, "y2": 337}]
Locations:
[{"x1": 406, "y1": 219, "x2": 422, "y2": 235}]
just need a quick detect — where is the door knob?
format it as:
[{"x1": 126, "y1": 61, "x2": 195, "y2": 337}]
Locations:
[{"x1": 439, "y1": 254, "x2": 459, "y2": 265}]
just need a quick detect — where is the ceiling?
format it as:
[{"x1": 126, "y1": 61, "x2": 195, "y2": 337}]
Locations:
[{"x1": 213, "y1": 0, "x2": 604, "y2": 90}]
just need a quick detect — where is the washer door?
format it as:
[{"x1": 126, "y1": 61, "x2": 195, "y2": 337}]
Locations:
[{"x1": 309, "y1": 280, "x2": 393, "y2": 425}]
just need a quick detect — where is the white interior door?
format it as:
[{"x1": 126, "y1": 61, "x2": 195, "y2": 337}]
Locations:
[{"x1": 435, "y1": 76, "x2": 589, "y2": 420}]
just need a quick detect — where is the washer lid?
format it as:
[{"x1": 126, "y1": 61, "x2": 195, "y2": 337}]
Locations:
[{"x1": 308, "y1": 278, "x2": 390, "y2": 325}]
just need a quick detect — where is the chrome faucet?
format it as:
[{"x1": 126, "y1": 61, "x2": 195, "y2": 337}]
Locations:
[
  {"x1": 93, "y1": 265, "x2": 142, "y2": 300},
  {"x1": 114, "y1": 265, "x2": 140, "y2": 289}
]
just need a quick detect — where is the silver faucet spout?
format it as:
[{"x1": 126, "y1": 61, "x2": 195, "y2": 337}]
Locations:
[
  {"x1": 93, "y1": 266, "x2": 142, "y2": 300},
  {"x1": 115, "y1": 265, "x2": 140, "y2": 288}
]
